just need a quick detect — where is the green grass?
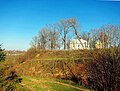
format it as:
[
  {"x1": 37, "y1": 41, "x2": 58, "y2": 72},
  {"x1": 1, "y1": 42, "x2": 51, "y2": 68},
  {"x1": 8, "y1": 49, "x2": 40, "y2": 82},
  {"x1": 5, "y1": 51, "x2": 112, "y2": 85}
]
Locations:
[
  {"x1": 16, "y1": 84, "x2": 29, "y2": 91},
  {"x1": 34, "y1": 85, "x2": 48, "y2": 91},
  {"x1": 19, "y1": 76, "x2": 91, "y2": 91},
  {"x1": 45, "y1": 82, "x2": 79, "y2": 91},
  {"x1": 55, "y1": 78, "x2": 78, "y2": 86}
]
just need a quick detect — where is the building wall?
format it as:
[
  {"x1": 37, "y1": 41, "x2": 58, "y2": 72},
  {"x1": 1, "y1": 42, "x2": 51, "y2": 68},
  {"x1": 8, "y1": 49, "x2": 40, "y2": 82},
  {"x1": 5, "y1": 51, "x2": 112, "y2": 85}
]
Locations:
[
  {"x1": 95, "y1": 40, "x2": 103, "y2": 49},
  {"x1": 69, "y1": 39, "x2": 89, "y2": 50}
]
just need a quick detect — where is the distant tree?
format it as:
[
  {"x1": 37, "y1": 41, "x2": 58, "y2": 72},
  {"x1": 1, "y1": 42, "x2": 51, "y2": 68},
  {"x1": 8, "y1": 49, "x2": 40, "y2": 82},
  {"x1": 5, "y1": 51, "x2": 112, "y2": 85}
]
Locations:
[
  {"x1": 30, "y1": 36, "x2": 38, "y2": 49},
  {"x1": 87, "y1": 32, "x2": 91, "y2": 48},
  {"x1": 68, "y1": 18, "x2": 84, "y2": 48},
  {"x1": 104, "y1": 25, "x2": 120, "y2": 48},
  {"x1": 0, "y1": 44, "x2": 6, "y2": 62},
  {"x1": 38, "y1": 27, "x2": 49, "y2": 50},
  {"x1": 57, "y1": 18, "x2": 73, "y2": 49},
  {"x1": 47, "y1": 24, "x2": 60, "y2": 50},
  {"x1": 89, "y1": 29, "x2": 98, "y2": 48},
  {"x1": 90, "y1": 25, "x2": 120, "y2": 48}
]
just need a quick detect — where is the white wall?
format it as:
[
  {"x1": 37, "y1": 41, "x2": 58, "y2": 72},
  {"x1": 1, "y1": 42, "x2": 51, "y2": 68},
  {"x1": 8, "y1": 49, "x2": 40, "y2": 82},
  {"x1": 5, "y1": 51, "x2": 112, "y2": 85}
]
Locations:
[{"x1": 69, "y1": 39, "x2": 89, "y2": 50}]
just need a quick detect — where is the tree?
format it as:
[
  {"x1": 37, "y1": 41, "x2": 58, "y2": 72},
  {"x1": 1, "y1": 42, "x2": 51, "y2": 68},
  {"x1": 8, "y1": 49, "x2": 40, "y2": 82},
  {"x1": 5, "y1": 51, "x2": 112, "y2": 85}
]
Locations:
[
  {"x1": 90, "y1": 29, "x2": 98, "y2": 48},
  {"x1": 47, "y1": 24, "x2": 60, "y2": 50},
  {"x1": 57, "y1": 18, "x2": 72, "y2": 49},
  {"x1": 105, "y1": 25, "x2": 120, "y2": 48},
  {"x1": 0, "y1": 44, "x2": 6, "y2": 62},
  {"x1": 90, "y1": 25, "x2": 120, "y2": 48},
  {"x1": 0, "y1": 45, "x2": 22, "y2": 90},
  {"x1": 30, "y1": 36, "x2": 38, "y2": 50},
  {"x1": 68, "y1": 18, "x2": 84, "y2": 48},
  {"x1": 38, "y1": 27, "x2": 49, "y2": 50}
]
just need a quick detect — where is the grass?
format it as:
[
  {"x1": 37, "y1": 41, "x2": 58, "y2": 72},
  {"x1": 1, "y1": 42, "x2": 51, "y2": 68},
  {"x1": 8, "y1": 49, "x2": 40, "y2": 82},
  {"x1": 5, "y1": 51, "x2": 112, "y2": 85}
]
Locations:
[
  {"x1": 46, "y1": 82, "x2": 79, "y2": 91},
  {"x1": 16, "y1": 84, "x2": 29, "y2": 91},
  {"x1": 19, "y1": 76, "x2": 91, "y2": 91},
  {"x1": 55, "y1": 78, "x2": 78, "y2": 87}
]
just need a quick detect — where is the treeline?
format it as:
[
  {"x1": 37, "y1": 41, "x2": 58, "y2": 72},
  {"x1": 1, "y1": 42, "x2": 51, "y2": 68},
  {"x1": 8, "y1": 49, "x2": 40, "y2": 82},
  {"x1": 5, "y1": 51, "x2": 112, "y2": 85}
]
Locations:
[
  {"x1": 5, "y1": 50, "x2": 25, "y2": 55},
  {"x1": 30, "y1": 18, "x2": 120, "y2": 50}
]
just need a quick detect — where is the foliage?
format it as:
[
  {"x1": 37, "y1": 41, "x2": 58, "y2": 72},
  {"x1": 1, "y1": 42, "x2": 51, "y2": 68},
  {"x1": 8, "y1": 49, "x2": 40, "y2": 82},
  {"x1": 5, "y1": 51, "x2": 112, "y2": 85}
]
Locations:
[
  {"x1": 0, "y1": 45, "x2": 23, "y2": 91},
  {"x1": 84, "y1": 47, "x2": 120, "y2": 91},
  {"x1": 0, "y1": 45, "x2": 6, "y2": 62},
  {"x1": 0, "y1": 70, "x2": 22, "y2": 91},
  {"x1": 18, "y1": 48, "x2": 37, "y2": 63},
  {"x1": 7, "y1": 47, "x2": 120, "y2": 91}
]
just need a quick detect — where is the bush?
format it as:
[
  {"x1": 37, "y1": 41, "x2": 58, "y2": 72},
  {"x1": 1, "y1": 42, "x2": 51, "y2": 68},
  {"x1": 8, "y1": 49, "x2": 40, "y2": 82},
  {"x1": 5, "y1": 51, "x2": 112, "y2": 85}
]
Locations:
[
  {"x1": 0, "y1": 45, "x2": 22, "y2": 91},
  {"x1": 84, "y1": 47, "x2": 120, "y2": 91},
  {"x1": 0, "y1": 71, "x2": 22, "y2": 91},
  {"x1": 0, "y1": 45, "x2": 6, "y2": 62}
]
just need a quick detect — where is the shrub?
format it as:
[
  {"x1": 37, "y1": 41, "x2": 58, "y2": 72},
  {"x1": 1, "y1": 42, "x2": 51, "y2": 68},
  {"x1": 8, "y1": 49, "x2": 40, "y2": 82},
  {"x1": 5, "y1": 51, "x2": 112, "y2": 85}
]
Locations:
[
  {"x1": 0, "y1": 45, "x2": 6, "y2": 62},
  {"x1": 0, "y1": 71, "x2": 22, "y2": 91},
  {"x1": 84, "y1": 47, "x2": 120, "y2": 91}
]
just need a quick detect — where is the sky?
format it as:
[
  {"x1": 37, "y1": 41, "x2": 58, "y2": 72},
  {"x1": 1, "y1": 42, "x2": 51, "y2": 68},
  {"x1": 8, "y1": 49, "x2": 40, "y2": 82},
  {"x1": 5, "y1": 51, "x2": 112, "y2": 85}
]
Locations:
[{"x1": 0, "y1": 0, "x2": 120, "y2": 50}]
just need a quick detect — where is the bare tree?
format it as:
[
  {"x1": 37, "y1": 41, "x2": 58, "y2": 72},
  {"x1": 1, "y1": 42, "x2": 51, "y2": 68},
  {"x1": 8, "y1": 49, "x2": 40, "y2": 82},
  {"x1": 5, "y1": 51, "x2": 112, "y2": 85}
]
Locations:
[
  {"x1": 30, "y1": 36, "x2": 38, "y2": 49},
  {"x1": 57, "y1": 18, "x2": 73, "y2": 50},
  {"x1": 47, "y1": 24, "x2": 60, "y2": 50},
  {"x1": 68, "y1": 18, "x2": 84, "y2": 48},
  {"x1": 105, "y1": 25, "x2": 120, "y2": 48},
  {"x1": 91, "y1": 25, "x2": 120, "y2": 48},
  {"x1": 38, "y1": 28, "x2": 48, "y2": 50}
]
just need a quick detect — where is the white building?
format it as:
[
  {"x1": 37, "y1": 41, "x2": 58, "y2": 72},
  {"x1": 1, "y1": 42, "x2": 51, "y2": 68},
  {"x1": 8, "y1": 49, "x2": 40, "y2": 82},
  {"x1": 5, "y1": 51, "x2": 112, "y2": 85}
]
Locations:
[
  {"x1": 95, "y1": 40, "x2": 103, "y2": 49},
  {"x1": 69, "y1": 39, "x2": 89, "y2": 50}
]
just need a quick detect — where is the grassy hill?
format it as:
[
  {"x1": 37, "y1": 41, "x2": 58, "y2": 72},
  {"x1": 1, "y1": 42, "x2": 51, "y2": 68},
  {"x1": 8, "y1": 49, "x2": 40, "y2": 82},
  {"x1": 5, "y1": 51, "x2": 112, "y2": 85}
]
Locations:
[
  {"x1": 4, "y1": 48, "x2": 120, "y2": 91},
  {"x1": 4, "y1": 49, "x2": 93, "y2": 91}
]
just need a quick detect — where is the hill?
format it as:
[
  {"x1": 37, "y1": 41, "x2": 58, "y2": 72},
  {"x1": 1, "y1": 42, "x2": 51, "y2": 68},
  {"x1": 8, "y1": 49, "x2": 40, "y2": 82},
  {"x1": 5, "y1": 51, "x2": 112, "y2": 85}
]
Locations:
[{"x1": 4, "y1": 47, "x2": 120, "y2": 91}]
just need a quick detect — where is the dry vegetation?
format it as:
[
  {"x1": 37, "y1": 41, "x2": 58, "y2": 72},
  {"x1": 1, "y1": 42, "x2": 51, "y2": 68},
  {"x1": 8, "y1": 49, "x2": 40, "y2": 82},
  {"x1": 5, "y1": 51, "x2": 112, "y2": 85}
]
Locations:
[
  {"x1": 4, "y1": 47, "x2": 119, "y2": 91},
  {"x1": 0, "y1": 42, "x2": 120, "y2": 91}
]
